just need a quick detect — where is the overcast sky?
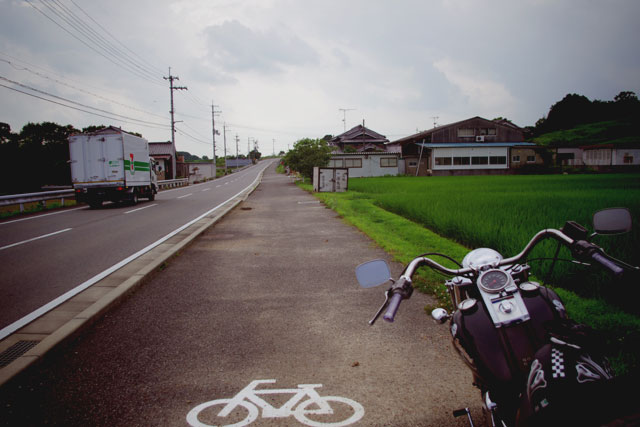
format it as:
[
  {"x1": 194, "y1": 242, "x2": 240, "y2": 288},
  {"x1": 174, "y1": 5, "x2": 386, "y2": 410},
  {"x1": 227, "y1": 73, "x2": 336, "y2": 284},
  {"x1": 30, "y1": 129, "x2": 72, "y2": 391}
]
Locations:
[{"x1": 1, "y1": 0, "x2": 639, "y2": 157}]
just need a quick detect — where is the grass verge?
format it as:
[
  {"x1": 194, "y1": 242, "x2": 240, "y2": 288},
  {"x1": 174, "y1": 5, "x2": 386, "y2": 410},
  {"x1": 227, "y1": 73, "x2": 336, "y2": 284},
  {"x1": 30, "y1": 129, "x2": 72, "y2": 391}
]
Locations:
[{"x1": 299, "y1": 182, "x2": 640, "y2": 375}]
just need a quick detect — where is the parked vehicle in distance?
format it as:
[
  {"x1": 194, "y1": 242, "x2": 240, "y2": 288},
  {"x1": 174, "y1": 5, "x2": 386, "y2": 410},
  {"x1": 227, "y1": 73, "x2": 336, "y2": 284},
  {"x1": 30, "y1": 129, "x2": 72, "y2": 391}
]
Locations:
[{"x1": 69, "y1": 126, "x2": 157, "y2": 208}]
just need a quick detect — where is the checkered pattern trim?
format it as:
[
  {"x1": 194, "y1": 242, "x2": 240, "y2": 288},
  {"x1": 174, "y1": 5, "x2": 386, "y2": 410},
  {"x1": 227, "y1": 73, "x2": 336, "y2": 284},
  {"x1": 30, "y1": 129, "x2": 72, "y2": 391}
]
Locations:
[{"x1": 551, "y1": 348, "x2": 565, "y2": 379}]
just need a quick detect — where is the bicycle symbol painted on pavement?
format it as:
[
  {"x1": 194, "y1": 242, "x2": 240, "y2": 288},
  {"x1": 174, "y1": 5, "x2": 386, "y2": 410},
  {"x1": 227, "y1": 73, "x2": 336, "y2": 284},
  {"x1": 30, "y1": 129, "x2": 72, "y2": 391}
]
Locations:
[{"x1": 186, "y1": 379, "x2": 365, "y2": 426}]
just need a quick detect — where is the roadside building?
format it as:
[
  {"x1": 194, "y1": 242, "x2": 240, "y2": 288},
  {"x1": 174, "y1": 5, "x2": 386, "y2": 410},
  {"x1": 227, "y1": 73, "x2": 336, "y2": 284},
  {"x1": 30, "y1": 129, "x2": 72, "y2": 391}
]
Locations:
[
  {"x1": 328, "y1": 124, "x2": 401, "y2": 177},
  {"x1": 149, "y1": 141, "x2": 176, "y2": 180},
  {"x1": 388, "y1": 116, "x2": 541, "y2": 176}
]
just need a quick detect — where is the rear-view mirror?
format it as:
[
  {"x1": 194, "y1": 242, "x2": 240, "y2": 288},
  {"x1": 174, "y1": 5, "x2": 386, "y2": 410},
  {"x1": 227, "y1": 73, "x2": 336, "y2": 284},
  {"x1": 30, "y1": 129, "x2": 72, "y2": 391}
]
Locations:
[
  {"x1": 593, "y1": 208, "x2": 632, "y2": 235},
  {"x1": 355, "y1": 259, "x2": 392, "y2": 288}
]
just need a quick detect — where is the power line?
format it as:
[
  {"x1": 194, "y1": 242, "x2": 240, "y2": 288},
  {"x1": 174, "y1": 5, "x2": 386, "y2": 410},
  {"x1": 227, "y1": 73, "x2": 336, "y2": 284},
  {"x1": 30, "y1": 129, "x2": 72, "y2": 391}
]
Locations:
[
  {"x1": 0, "y1": 75, "x2": 170, "y2": 128},
  {"x1": 174, "y1": 126, "x2": 212, "y2": 146},
  {"x1": 47, "y1": 0, "x2": 161, "y2": 82},
  {"x1": 0, "y1": 82, "x2": 168, "y2": 131},
  {"x1": 25, "y1": 0, "x2": 164, "y2": 86},
  {"x1": 67, "y1": 0, "x2": 165, "y2": 76},
  {"x1": 0, "y1": 56, "x2": 167, "y2": 120}
]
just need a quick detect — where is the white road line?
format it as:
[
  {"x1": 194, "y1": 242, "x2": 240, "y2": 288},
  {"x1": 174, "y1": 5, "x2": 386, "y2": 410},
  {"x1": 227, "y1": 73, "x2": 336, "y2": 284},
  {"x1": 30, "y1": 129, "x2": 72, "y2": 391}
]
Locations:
[
  {"x1": 0, "y1": 168, "x2": 266, "y2": 341},
  {"x1": 0, "y1": 228, "x2": 72, "y2": 251},
  {"x1": 177, "y1": 193, "x2": 193, "y2": 199},
  {"x1": 216, "y1": 185, "x2": 221, "y2": 188},
  {"x1": 124, "y1": 204, "x2": 158, "y2": 214},
  {"x1": 201, "y1": 188, "x2": 211, "y2": 192},
  {"x1": 0, "y1": 207, "x2": 85, "y2": 225}
]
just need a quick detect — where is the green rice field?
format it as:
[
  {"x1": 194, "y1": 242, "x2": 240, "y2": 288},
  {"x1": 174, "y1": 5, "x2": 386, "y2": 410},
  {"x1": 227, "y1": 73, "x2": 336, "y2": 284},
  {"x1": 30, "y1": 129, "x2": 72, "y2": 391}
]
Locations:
[{"x1": 348, "y1": 173, "x2": 640, "y2": 306}]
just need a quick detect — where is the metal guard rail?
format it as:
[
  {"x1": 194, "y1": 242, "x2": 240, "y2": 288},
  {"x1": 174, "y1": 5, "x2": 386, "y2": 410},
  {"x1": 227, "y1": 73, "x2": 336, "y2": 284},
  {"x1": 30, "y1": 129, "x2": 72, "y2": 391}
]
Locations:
[{"x1": 1, "y1": 179, "x2": 189, "y2": 211}]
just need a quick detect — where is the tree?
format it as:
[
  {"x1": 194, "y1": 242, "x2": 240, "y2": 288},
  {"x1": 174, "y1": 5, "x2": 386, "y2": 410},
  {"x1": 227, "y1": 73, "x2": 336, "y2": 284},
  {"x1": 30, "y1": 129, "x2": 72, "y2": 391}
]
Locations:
[{"x1": 283, "y1": 138, "x2": 332, "y2": 180}]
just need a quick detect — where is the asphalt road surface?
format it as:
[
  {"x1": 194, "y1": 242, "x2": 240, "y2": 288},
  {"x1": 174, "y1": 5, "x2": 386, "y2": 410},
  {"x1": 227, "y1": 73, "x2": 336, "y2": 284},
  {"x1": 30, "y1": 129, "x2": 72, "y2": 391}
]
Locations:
[
  {"x1": 0, "y1": 162, "x2": 272, "y2": 334},
  {"x1": 0, "y1": 163, "x2": 480, "y2": 426}
]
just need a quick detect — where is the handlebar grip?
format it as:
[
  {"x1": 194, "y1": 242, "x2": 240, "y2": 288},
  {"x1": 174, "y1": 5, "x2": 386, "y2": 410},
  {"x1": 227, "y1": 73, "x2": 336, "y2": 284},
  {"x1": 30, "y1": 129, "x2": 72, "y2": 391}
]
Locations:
[
  {"x1": 383, "y1": 293, "x2": 403, "y2": 323},
  {"x1": 590, "y1": 251, "x2": 625, "y2": 277}
]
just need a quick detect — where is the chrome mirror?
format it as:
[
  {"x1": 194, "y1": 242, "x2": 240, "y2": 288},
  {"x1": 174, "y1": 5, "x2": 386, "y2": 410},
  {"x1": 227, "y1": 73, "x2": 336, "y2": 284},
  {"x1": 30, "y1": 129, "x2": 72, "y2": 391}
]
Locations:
[
  {"x1": 593, "y1": 208, "x2": 632, "y2": 235},
  {"x1": 355, "y1": 259, "x2": 392, "y2": 288}
]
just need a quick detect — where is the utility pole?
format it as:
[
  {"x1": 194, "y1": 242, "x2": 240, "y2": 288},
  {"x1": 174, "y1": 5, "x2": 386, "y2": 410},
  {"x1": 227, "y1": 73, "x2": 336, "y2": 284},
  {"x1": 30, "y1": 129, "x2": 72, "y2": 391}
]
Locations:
[
  {"x1": 235, "y1": 134, "x2": 239, "y2": 165},
  {"x1": 273, "y1": 139, "x2": 275, "y2": 156},
  {"x1": 211, "y1": 102, "x2": 221, "y2": 168},
  {"x1": 223, "y1": 123, "x2": 229, "y2": 173},
  {"x1": 163, "y1": 67, "x2": 187, "y2": 179},
  {"x1": 339, "y1": 108, "x2": 355, "y2": 132}
]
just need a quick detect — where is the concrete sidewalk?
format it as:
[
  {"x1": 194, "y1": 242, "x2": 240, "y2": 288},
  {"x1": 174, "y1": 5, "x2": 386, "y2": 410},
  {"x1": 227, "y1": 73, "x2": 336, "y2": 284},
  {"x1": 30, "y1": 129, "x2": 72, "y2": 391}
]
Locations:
[{"x1": 0, "y1": 162, "x2": 479, "y2": 426}]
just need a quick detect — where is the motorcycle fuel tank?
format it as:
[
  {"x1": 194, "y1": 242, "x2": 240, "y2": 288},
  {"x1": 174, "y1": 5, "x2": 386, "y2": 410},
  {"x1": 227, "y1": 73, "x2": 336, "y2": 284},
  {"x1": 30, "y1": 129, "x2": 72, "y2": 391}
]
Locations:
[{"x1": 450, "y1": 284, "x2": 567, "y2": 393}]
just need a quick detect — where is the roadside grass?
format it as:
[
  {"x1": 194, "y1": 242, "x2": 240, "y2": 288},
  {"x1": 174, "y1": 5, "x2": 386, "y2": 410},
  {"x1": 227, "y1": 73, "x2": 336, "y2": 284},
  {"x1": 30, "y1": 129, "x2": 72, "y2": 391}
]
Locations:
[
  {"x1": 297, "y1": 180, "x2": 640, "y2": 375},
  {"x1": 0, "y1": 199, "x2": 78, "y2": 219},
  {"x1": 348, "y1": 174, "x2": 640, "y2": 308}
]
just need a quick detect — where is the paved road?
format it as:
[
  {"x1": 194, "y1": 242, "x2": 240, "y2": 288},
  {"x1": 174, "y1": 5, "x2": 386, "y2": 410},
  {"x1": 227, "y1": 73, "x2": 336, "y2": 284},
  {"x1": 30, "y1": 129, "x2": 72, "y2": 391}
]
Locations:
[
  {"x1": 0, "y1": 163, "x2": 479, "y2": 426},
  {"x1": 0, "y1": 161, "x2": 273, "y2": 333}
]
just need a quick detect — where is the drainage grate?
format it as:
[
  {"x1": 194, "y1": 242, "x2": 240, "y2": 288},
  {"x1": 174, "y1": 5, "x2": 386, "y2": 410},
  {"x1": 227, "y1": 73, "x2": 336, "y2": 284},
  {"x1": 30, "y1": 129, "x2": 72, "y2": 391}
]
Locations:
[{"x1": 0, "y1": 340, "x2": 39, "y2": 368}]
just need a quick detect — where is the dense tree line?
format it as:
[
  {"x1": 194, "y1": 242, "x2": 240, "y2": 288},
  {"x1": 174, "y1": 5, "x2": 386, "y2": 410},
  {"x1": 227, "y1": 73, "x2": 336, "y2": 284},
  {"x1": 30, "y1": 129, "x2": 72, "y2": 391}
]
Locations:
[
  {"x1": 0, "y1": 122, "x2": 143, "y2": 195},
  {"x1": 531, "y1": 91, "x2": 640, "y2": 136}
]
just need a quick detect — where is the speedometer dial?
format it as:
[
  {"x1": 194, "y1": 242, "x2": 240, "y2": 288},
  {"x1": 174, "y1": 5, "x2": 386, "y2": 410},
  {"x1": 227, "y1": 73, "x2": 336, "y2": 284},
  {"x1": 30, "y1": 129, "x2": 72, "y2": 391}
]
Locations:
[{"x1": 479, "y1": 270, "x2": 509, "y2": 293}]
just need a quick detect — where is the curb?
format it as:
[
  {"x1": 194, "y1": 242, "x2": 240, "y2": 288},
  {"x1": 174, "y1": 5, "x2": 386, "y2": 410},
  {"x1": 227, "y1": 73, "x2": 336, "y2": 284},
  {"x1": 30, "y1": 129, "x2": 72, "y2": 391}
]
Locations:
[{"x1": 0, "y1": 167, "x2": 266, "y2": 388}]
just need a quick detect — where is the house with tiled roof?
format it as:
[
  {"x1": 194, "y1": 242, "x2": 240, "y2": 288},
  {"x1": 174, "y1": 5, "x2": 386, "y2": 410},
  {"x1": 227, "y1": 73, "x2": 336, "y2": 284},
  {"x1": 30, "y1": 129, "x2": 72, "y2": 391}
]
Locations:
[{"x1": 327, "y1": 123, "x2": 400, "y2": 177}]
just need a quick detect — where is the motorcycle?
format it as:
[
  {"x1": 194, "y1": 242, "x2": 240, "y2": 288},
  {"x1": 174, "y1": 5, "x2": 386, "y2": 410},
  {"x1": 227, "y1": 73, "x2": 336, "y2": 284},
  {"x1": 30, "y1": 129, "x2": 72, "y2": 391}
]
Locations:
[{"x1": 356, "y1": 208, "x2": 639, "y2": 426}]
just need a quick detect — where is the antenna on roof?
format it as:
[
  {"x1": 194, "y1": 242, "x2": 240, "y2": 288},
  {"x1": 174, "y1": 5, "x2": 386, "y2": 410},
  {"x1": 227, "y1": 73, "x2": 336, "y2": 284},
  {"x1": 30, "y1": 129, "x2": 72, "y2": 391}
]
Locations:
[
  {"x1": 339, "y1": 108, "x2": 356, "y2": 132},
  {"x1": 431, "y1": 116, "x2": 439, "y2": 128}
]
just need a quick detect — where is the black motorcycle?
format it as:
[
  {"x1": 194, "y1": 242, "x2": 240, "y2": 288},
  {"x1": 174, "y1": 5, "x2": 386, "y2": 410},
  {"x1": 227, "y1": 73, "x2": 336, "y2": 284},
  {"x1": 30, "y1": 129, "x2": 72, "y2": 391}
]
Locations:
[{"x1": 356, "y1": 208, "x2": 639, "y2": 426}]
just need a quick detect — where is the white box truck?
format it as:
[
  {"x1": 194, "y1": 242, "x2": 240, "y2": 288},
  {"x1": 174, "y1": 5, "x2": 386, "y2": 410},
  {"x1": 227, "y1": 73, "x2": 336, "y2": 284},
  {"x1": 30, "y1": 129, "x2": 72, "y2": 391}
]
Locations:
[{"x1": 69, "y1": 126, "x2": 158, "y2": 208}]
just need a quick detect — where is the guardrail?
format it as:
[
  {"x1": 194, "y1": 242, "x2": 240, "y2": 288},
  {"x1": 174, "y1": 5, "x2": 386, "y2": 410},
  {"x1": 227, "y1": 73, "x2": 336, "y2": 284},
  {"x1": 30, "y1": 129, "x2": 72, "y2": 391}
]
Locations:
[
  {"x1": 1, "y1": 179, "x2": 190, "y2": 213},
  {"x1": 158, "y1": 178, "x2": 189, "y2": 189},
  {"x1": 0, "y1": 189, "x2": 74, "y2": 212}
]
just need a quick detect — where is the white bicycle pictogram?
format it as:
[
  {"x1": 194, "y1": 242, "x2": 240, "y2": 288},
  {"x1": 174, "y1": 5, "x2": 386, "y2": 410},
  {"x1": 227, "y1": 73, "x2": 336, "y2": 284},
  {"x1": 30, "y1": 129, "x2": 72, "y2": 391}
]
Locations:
[{"x1": 186, "y1": 379, "x2": 364, "y2": 427}]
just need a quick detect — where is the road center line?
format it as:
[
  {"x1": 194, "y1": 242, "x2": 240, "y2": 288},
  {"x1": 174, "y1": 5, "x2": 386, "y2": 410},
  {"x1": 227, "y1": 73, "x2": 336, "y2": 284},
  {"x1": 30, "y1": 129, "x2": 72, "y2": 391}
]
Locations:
[
  {"x1": 0, "y1": 228, "x2": 72, "y2": 251},
  {"x1": 124, "y1": 204, "x2": 158, "y2": 214},
  {"x1": 0, "y1": 207, "x2": 85, "y2": 225},
  {"x1": 201, "y1": 188, "x2": 211, "y2": 192},
  {"x1": 177, "y1": 193, "x2": 193, "y2": 199}
]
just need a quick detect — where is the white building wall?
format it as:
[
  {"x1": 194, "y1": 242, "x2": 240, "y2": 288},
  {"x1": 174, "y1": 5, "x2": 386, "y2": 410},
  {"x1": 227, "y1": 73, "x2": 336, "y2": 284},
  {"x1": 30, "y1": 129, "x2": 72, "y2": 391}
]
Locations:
[
  {"x1": 432, "y1": 147, "x2": 509, "y2": 170},
  {"x1": 330, "y1": 155, "x2": 399, "y2": 177},
  {"x1": 613, "y1": 148, "x2": 640, "y2": 165},
  {"x1": 583, "y1": 149, "x2": 612, "y2": 166}
]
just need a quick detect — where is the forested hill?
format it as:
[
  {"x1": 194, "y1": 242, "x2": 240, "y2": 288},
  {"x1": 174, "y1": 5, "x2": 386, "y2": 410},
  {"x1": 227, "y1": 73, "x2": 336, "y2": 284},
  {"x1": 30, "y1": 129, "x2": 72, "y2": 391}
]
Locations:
[
  {"x1": 528, "y1": 91, "x2": 640, "y2": 147},
  {"x1": 531, "y1": 119, "x2": 640, "y2": 147}
]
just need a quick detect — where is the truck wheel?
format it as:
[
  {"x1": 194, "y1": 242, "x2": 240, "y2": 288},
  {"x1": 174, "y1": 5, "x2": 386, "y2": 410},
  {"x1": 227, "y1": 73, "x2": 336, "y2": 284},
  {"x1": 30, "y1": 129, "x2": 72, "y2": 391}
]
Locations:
[
  {"x1": 148, "y1": 192, "x2": 155, "y2": 201},
  {"x1": 130, "y1": 191, "x2": 138, "y2": 205}
]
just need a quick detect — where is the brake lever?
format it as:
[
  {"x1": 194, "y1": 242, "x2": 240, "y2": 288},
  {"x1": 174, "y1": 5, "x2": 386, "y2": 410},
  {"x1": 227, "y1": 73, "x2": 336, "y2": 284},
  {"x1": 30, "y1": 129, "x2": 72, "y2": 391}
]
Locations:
[{"x1": 369, "y1": 289, "x2": 391, "y2": 325}]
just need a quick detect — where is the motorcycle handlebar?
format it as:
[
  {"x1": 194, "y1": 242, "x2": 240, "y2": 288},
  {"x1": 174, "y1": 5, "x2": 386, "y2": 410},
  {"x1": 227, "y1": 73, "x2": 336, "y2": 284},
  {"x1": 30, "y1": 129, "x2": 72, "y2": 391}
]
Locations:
[
  {"x1": 589, "y1": 251, "x2": 625, "y2": 278},
  {"x1": 383, "y1": 293, "x2": 403, "y2": 323}
]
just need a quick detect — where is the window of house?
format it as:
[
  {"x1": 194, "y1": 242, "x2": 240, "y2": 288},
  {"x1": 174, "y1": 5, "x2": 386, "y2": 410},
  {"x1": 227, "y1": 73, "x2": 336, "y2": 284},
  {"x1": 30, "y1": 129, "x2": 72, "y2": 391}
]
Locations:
[
  {"x1": 487, "y1": 128, "x2": 497, "y2": 135},
  {"x1": 512, "y1": 155, "x2": 520, "y2": 163},
  {"x1": 623, "y1": 154, "x2": 634, "y2": 164},
  {"x1": 458, "y1": 128, "x2": 475, "y2": 137},
  {"x1": 471, "y1": 156, "x2": 489, "y2": 165},
  {"x1": 344, "y1": 158, "x2": 362, "y2": 168},
  {"x1": 328, "y1": 159, "x2": 344, "y2": 167},
  {"x1": 408, "y1": 161, "x2": 418, "y2": 167},
  {"x1": 380, "y1": 157, "x2": 397, "y2": 167},
  {"x1": 527, "y1": 155, "x2": 536, "y2": 163},
  {"x1": 453, "y1": 157, "x2": 470, "y2": 165},
  {"x1": 435, "y1": 157, "x2": 452, "y2": 166},
  {"x1": 490, "y1": 156, "x2": 506, "y2": 165}
]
